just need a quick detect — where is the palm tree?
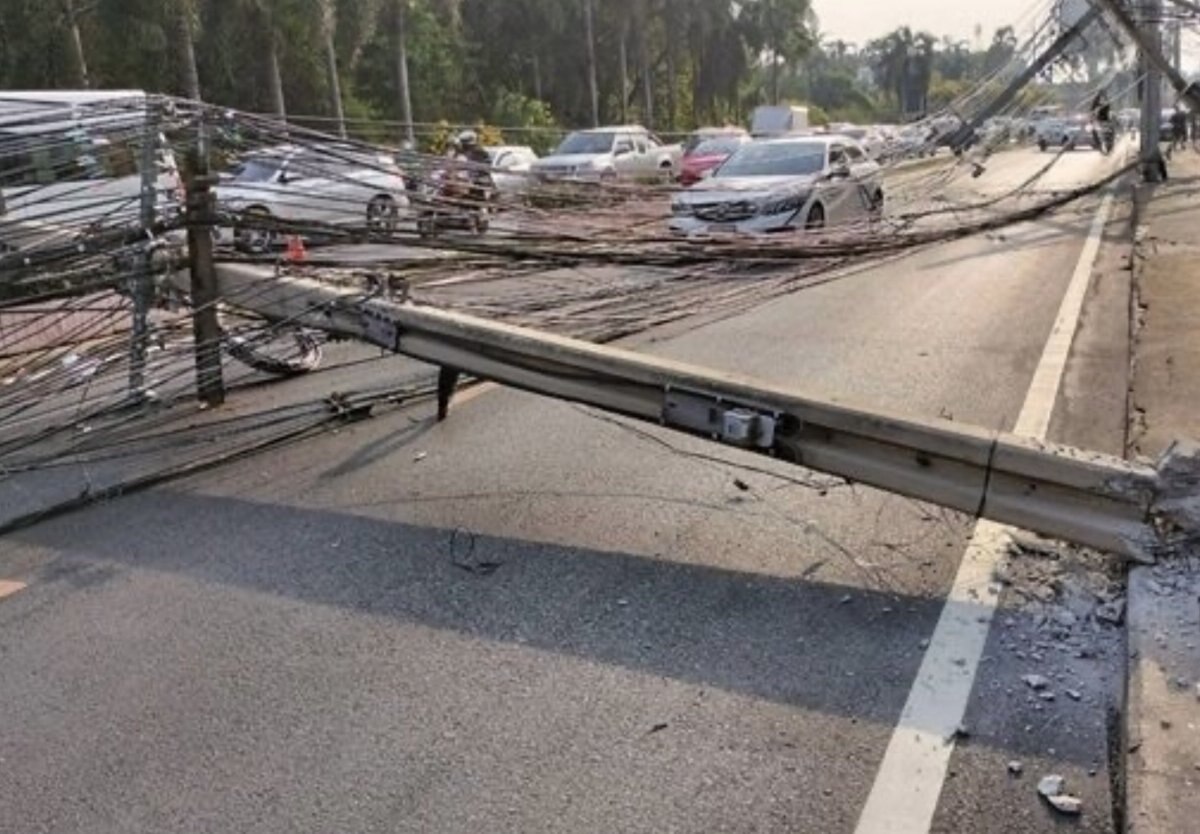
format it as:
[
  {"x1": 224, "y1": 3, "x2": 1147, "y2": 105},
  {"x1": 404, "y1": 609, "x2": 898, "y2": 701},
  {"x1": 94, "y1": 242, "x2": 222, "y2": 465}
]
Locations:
[
  {"x1": 232, "y1": 0, "x2": 287, "y2": 119},
  {"x1": 318, "y1": 0, "x2": 347, "y2": 138},
  {"x1": 635, "y1": 0, "x2": 654, "y2": 127},
  {"x1": 61, "y1": 0, "x2": 90, "y2": 88},
  {"x1": 167, "y1": 0, "x2": 202, "y2": 99},
  {"x1": 583, "y1": 0, "x2": 600, "y2": 126},
  {"x1": 392, "y1": 0, "x2": 415, "y2": 145}
]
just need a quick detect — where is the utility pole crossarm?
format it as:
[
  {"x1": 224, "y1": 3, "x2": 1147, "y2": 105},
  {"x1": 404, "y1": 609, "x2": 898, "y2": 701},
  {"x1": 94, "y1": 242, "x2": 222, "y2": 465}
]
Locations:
[{"x1": 185, "y1": 264, "x2": 1200, "y2": 564}]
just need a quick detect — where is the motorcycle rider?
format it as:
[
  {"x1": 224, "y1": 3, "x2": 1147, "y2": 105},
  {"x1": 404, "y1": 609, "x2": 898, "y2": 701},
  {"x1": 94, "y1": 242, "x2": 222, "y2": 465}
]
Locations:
[
  {"x1": 447, "y1": 129, "x2": 493, "y2": 207},
  {"x1": 1170, "y1": 106, "x2": 1188, "y2": 153},
  {"x1": 1091, "y1": 90, "x2": 1114, "y2": 153}
]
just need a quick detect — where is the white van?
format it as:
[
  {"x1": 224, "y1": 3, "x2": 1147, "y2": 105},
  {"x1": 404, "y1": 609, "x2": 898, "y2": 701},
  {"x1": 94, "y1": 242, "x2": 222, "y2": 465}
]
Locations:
[
  {"x1": 0, "y1": 91, "x2": 182, "y2": 249},
  {"x1": 750, "y1": 105, "x2": 811, "y2": 138}
]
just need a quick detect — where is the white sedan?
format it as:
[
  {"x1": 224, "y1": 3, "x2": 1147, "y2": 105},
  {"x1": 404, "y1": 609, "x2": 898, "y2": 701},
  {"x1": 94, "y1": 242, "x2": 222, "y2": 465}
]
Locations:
[
  {"x1": 485, "y1": 145, "x2": 538, "y2": 198},
  {"x1": 217, "y1": 144, "x2": 409, "y2": 253},
  {"x1": 670, "y1": 135, "x2": 882, "y2": 235}
]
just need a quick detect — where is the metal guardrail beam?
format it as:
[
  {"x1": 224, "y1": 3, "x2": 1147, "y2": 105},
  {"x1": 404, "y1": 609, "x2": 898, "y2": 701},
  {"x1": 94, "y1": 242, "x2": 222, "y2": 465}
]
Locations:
[{"x1": 194, "y1": 263, "x2": 1199, "y2": 563}]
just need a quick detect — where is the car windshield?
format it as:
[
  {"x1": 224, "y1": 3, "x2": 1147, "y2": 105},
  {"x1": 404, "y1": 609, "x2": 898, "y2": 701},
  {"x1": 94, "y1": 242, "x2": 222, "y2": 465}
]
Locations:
[
  {"x1": 715, "y1": 141, "x2": 826, "y2": 178},
  {"x1": 232, "y1": 158, "x2": 283, "y2": 183},
  {"x1": 685, "y1": 132, "x2": 738, "y2": 153},
  {"x1": 554, "y1": 132, "x2": 615, "y2": 155},
  {"x1": 689, "y1": 137, "x2": 743, "y2": 157}
]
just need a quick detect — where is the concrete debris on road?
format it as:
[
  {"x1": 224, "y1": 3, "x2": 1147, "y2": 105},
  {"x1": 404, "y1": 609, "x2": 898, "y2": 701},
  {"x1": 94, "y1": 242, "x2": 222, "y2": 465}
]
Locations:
[
  {"x1": 1022, "y1": 674, "x2": 1051, "y2": 690},
  {"x1": 1037, "y1": 774, "x2": 1083, "y2": 815},
  {"x1": 1046, "y1": 794, "x2": 1083, "y2": 815},
  {"x1": 1037, "y1": 774, "x2": 1065, "y2": 797},
  {"x1": 1095, "y1": 596, "x2": 1126, "y2": 626},
  {"x1": 1007, "y1": 760, "x2": 1024, "y2": 776}
]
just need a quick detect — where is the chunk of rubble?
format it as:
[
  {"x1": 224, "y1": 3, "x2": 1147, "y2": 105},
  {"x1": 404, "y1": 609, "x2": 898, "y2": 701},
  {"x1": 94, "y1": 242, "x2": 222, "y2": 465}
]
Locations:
[
  {"x1": 1007, "y1": 760, "x2": 1024, "y2": 776},
  {"x1": 1095, "y1": 597, "x2": 1126, "y2": 626},
  {"x1": 1046, "y1": 794, "x2": 1083, "y2": 815},
  {"x1": 1022, "y1": 674, "x2": 1051, "y2": 691},
  {"x1": 1037, "y1": 775, "x2": 1065, "y2": 797},
  {"x1": 1037, "y1": 774, "x2": 1083, "y2": 815}
]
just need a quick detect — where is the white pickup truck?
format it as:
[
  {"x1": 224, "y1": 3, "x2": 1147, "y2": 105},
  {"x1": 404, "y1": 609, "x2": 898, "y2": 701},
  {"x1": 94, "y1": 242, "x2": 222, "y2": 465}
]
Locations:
[{"x1": 531, "y1": 126, "x2": 682, "y2": 181}]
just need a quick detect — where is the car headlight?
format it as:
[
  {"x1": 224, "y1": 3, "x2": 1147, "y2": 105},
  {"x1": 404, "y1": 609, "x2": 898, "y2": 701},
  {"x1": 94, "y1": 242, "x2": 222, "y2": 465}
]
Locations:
[
  {"x1": 671, "y1": 202, "x2": 694, "y2": 217},
  {"x1": 757, "y1": 193, "x2": 808, "y2": 216}
]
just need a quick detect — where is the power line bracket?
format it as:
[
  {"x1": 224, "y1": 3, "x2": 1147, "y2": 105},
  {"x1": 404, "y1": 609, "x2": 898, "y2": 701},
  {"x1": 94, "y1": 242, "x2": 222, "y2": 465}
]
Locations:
[{"x1": 662, "y1": 388, "x2": 780, "y2": 450}]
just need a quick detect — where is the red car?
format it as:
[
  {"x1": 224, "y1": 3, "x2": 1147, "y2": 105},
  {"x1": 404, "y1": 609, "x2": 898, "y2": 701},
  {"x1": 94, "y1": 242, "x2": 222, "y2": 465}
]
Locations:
[{"x1": 679, "y1": 135, "x2": 750, "y2": 186}]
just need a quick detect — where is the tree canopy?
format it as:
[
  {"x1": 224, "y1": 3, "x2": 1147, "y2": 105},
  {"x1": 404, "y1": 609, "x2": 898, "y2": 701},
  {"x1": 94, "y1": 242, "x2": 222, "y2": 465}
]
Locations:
[{"x1": 0, "y1": 2, "x2": 1082, "y2": 144}]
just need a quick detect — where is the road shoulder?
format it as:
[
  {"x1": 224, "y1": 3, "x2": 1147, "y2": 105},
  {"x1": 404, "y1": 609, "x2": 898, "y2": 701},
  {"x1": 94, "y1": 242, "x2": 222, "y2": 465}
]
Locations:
[{"x1": 1125, "y1": 153, "x2": 1200, "y2": 834}]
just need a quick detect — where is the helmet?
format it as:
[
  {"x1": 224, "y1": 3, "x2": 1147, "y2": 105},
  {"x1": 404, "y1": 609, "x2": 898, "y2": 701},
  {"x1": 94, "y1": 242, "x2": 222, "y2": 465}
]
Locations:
[{"x1": 455, "y1": 130, "x2": 478, "y2": 150}]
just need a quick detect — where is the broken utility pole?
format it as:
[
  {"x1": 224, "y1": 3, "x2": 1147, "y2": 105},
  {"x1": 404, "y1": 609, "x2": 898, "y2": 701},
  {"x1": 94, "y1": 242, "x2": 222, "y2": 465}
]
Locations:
[{"x1": 181, "y1": 263, "x2": 1200, "y2": 564}]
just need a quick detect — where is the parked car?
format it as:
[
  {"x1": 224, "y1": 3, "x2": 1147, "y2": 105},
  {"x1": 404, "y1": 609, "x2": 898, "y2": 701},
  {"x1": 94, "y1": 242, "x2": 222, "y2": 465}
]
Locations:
[
  {"x1": 485, "y1": 144, "x2": 538, "y2": 197},
  {"x1": 750, "y1": 105, "x2": 810, "y2": 137},
  {"x1": 683, "y1": 126, "x2": 749, "y2": 155},
  {"x1": 0, "y1": 90, "x2": 183, "y2": 249},
  {"x1": 217, "y1": 144, "x2": 409, "y2": 253},
  {"x1": 678, "y1": 134, "x2": 750, "y2": 186},
  {"x1": 531, "y1": 126, "x2": 682, "y2": 181},
  {"x1": 1036, "y1": 116, "x2": 1095, "y2": 151},
  {"x1": 669, "y1": 135, "x2": 882, "y2": 236}
]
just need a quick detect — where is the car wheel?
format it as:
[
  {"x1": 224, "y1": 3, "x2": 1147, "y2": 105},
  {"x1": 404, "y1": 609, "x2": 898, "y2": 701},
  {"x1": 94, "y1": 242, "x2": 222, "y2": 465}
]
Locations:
[
  {"x1": 235, "y1": 206, "x2": 275, "y2": 255},
  {"x1": 804, "y1": 203, "x2": 826, "y2": 231},
  {"x1": 366, "y1": 195, "x2": 399, "y2": 233}
]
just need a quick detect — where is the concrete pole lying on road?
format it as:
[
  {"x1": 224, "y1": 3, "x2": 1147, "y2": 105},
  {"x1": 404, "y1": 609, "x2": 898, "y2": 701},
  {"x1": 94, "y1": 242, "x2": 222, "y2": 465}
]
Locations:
[{"x1": 186, "y1": 263, "x2": 1200, "y2": 564}]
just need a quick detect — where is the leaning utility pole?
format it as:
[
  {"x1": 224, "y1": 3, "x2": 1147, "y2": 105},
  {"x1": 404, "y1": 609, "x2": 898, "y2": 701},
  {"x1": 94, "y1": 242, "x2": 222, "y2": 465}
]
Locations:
[
  {"x1": 946, "y1": 5, "x2": 1103, "y2": 150},
  {"x1": 130, "y1": 103, "x2": 159, "y2": 400},
  {"x1": 1142, "y1": 0, "x2": 1165, "y2": 180},
  {"x1": 185, "y1": 119, "x2": 225, "y2": 407},
  {"x1": 1094, "y1": 0, "x2": 1200, "y2": 106}
]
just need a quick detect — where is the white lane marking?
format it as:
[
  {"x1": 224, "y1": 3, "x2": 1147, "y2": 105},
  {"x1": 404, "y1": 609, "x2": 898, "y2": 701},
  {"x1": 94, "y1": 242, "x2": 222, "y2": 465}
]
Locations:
[
  {"x1": 854, "y1": 192, "x2": 1116, "y2": 834},
  {"x1": 1013, "y1": 195, "x2": 1116, "y2": 437}
]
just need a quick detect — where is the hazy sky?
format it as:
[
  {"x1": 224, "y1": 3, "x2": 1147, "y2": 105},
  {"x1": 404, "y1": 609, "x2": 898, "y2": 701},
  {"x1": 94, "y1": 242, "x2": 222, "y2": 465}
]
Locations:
[{"x1": 812, "y1": 0, "x2": 1036, "y2": 46}]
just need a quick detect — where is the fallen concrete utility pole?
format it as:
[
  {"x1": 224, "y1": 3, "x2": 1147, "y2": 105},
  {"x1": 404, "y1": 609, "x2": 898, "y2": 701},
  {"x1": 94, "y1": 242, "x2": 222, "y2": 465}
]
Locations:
[{"x1": 195, "y1": 263, "x2": 1200, "y2": 563}]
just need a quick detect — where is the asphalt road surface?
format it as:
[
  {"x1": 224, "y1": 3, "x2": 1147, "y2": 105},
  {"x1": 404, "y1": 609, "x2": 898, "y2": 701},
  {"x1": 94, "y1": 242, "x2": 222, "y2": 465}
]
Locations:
[{"x1": 0, "y1": 146, "x2": 1138, "y2": 833}]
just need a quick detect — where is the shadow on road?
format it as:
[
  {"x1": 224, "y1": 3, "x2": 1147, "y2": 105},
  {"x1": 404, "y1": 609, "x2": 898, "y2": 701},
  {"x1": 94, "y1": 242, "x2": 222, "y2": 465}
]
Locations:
[{"x1": 9, "y1": 487, "x2": 1112, "y2": 765}]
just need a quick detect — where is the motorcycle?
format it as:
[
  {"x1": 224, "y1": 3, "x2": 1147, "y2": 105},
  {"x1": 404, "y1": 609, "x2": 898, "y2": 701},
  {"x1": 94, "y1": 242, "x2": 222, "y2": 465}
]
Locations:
[
  {"x1": 416, "y1": 158, "x2": 495, "y2": 238},
  {"x1": 1092, "y1": 120, "x2": 1116, "y2": 155}
]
